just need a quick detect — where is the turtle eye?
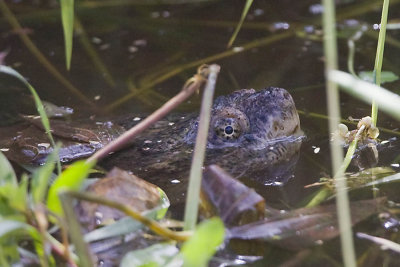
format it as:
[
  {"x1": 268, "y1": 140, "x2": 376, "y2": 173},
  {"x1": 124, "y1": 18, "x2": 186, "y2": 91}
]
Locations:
[
  {"x1": 210, "y1": 107, "x2": 250, "y2": 144},
  {"x1": 224, "y1": 125, "x2": 234, "y2": 135},
  {"x1": 215, "y1": 119, "x2": 242, "y2": 140}
]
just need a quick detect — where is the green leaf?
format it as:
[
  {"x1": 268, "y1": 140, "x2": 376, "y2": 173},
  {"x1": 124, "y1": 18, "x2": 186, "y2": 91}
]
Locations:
[
  {"x1": 359, "y1": 71, "x2": 399, "y2": 84},
  {"x1": 0, "y1": 220, "x2": 47, "y2": 266},
  {"x1": 181, "y1": 217, "x2": 225, "y2": 267},
  {"x1": 60, "y1": 0, "x2": 75, "y2": 70},
  {"x1": 31, "y1": 147, "x2": 58, "y2": 205},
  {"x1": 120, "y1": 243, "x2": 181, "y2": 267},
  {"x1": 59, "y1": 191, "x2": 93, "y2": 267},
  {"x1": 12, "y1": 175, "x2": 29, "y2": 213},
  {"x1": 0, "y1": 220, "x2": 39, "y2": 239},
  {"x1": 227, "y1": 0, "x2": 254, "y2": 48},
  {"x1": 0, "y1": 151, "x2": 17, "y2": 186},
  {"x1": 47, "y1": 160, "x2": 94, "y2": 215}
]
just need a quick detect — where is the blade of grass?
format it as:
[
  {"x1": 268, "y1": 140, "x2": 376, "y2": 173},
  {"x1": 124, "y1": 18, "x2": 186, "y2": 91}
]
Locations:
[
  {"x1": 0, "y1": 151, "x2": 17, "y2": 186},
  {"x1": 371, "y1": 0, "x2": 390, "y2": 127},
  {"x1": 181, "y1": 217, "x2": 224, "y2": 267},
  {"x1": 322, "y1": 0, "x2": 356, "y2": 265},
  {"x1": 58, "y1": 192, "x2": 93, "y2": 267},
  {"x1": 329, "y1": 70, "x2": 400, "y2": 120},
  {"x1": 0, "y1": 1, "x2": 95, "y2": 108},
  {"x1": 60, "y1": 0, "x2": 74, "y2": 70},
  {"x1": 184, "y1": 64, "x2": 220, "y2": 231},
  {"x1": 227, "y1": 0, "x2": 254, "y2": 48},
  {"x1": 31, "y1": 147, "x2": 59, "y2": 205},
  {"x1": 0, "y1": 65, "x2": 61, "y2": 175}
]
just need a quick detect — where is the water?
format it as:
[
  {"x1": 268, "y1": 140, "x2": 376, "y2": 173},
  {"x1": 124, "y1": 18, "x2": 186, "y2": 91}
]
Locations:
[{"x1": 1, "y1": 0, "x2": 400, "y2": 266}]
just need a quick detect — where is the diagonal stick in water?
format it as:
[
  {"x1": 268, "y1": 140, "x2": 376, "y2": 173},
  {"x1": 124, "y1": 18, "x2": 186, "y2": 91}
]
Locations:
[{"x1": 87, "y1": 65, "x2": 212, "y2": 163}]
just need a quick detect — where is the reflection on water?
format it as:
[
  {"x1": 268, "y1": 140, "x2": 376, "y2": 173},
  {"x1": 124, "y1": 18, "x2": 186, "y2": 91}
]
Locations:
[{"x1": 1, "y1": 0, "x2": 400, "y2": 266}]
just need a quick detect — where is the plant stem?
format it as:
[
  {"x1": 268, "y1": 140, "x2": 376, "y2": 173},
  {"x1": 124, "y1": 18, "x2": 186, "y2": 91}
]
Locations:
[
  {"x1": 184, "y1": 64, "x2": 220, "y2": 231},
  {"x1": 371, "y1": 0, "x2": 390, "y2": 127},
  {"x1": 322, "y1": 0, "x2": 356, "y2": 266},
  {"x1": 63, "y1": 190, "x2": 191, "y2": 242}
]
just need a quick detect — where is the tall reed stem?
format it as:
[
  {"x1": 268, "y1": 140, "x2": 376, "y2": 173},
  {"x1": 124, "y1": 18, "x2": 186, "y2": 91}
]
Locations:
[
  {"x1": 184, "y1": 65, "x2": 220, "y2": 230},
  {"x1": 322, "y1": 0, "x2": 356, "y2": 266},
  {"x1": 371, "y1": 0, "x2": 390, "y2": 127}
]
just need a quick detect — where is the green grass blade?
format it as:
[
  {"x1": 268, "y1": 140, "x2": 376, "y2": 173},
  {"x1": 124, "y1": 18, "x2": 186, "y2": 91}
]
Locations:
[
  {"x1": 58, "y1": 191, "x2": 93, "y2": 267},
  {"x1": 322, "y1": 0, "x2": 356, "y2": 265},
  {"x1": 227, "y1": 0, "x2": 254, "y2": 48},
  {"x1": 0, "y1": 65, "x2": 61, "y2": 174},
  {"x1": 46, "y1": 160, "x2": 94, "y2": 216},
  {"x1": 181, "y1": 217, "x2": 224, "y2": 267},
  {"x1": 0, "y1": 151, "x2": 17, "y2": 186},
  {"x1": 329, "y1": 70, "x2": 400, "y2": 120},
  {"x1": 371, "y1": 0, "x2": 390, "y2": 126},
  {"x1": 183, "y1": 65, "x2": 220, "y2": 231},
  {"x1": 31, "y1": 147, "x2": 59, "y2": 205},
  {"x1": 60, "y1": 0, "x2": 75, "y2": 70}
]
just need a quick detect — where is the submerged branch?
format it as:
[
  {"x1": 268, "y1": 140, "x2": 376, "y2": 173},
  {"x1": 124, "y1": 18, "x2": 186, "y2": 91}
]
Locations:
[{"x1": 105, "y1": 31, "x2": 293, "y2": 111}]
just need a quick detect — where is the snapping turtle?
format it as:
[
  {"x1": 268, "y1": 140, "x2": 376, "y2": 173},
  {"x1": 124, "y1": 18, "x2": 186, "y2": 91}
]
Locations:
[{"x1": 1, "y1": 87, "x2": 303, "y2": 203}]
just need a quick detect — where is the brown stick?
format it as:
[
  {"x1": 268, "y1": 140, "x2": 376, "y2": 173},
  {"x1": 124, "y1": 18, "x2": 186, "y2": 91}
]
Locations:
[{"x1": 87, "y1": 65, "x2": 210, "y2": 163}]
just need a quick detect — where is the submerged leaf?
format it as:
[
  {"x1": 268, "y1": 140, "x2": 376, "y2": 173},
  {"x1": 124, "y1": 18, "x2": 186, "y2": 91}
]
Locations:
[
  {"x1": 201, "y1": 165, "x2": 266, "y2": 226},
  {"x1": 359, "y1": 71, "x2": 399, "y2": 84},
  {"x1": 181, "y1": 217, "x2": 225, "y2": 267},
  {"x1": 47, "y1": 160, "x2": 94, "y2": 215},
  {"x1": 228, "y1": 198, "x2": 386, "y2": 250},
  {"x1": 77, "y1": 168, "x2": 167, "y2": 231}
]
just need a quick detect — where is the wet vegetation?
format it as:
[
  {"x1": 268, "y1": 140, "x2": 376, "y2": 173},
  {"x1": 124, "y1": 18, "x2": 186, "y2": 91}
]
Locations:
[{"x1": 1, "y1": 0, "x2": 400, "y2": 266}]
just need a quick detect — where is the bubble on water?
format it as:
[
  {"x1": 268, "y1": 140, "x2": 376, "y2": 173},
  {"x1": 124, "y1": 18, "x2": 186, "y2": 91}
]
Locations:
[{"x1": 309, "y1": 4, "x2": 323, "y2": 14}]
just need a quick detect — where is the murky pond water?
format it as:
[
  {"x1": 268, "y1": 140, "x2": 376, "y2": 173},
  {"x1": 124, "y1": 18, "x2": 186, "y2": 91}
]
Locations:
[{"x1": 2, "y1": 0, "x2": 400, "y2": 266}]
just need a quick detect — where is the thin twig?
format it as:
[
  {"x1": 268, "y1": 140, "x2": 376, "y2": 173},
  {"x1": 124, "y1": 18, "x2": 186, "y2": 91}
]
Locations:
[{"x1": 87, "y1": 66, "x2": 209, "y2": 163}]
